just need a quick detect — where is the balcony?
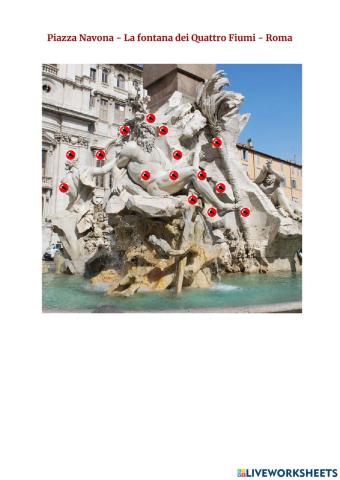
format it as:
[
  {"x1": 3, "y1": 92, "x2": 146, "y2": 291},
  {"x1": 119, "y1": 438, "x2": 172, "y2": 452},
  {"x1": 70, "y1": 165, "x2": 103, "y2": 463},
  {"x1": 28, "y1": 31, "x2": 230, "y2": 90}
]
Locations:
[
  {"x1": 42, "y1": 176, "x2": 53, "y2": 189},
  {"x1": 42, "y1": 64, "x2": 59, "y2": 76}
]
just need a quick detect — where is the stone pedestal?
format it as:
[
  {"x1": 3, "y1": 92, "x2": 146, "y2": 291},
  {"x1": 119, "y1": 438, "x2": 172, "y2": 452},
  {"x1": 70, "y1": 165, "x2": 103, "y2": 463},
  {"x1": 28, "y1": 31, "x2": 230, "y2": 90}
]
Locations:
[{"x1": 143, "y1": 64, "x2": 216, "y2": 111}]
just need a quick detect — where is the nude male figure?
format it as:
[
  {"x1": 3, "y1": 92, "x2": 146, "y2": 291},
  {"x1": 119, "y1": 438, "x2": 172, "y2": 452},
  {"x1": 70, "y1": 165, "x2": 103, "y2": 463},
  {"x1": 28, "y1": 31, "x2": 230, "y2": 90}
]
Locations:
[
  {"x1": 114, "y1": 120, "x2": 239, "y2": 214},
  {"x1": 255, "y1": 160, "x2": 301, "y2": 221}
]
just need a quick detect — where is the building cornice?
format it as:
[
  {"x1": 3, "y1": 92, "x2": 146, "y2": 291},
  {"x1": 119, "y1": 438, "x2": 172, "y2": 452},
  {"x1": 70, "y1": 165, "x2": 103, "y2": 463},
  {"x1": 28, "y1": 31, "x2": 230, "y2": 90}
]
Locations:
[
  {"x1": 123, "y1": 64, "x2": 143, "y2": 74},
  {"x1": 42, "y1": 103, "x2": 97, "y2": 123},
  {"x1": 42, "y1": 71, "x2": 93, "y2": 91},
  {"x1": 42, "y1": 130, "x2": 57, "y2": 146},
  {"x1": 109, "y1": 64, "x2": 143, "y2": 74},
  {"x1": 62, "y1": 78, "x2": 92, "y2": 90},
  {"x1": 237, "y1": 144, "x2": 302, "y2": 168},
  {"x1": 92, "y1": 91, "x2": 128, "y2": 103}
]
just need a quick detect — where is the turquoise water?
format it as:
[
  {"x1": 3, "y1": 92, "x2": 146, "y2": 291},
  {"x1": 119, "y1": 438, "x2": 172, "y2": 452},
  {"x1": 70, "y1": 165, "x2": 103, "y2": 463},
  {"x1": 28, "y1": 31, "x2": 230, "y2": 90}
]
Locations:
[{"x1": 42, "y1": 272, "x2": 302, "y2": 312}]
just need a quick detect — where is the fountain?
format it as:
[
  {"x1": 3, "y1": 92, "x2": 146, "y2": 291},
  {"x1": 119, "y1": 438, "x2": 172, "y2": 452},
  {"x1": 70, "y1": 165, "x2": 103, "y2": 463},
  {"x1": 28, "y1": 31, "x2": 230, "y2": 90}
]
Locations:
[{"x1": 49, "y1": 70, "x2": 302, "y2": 299}]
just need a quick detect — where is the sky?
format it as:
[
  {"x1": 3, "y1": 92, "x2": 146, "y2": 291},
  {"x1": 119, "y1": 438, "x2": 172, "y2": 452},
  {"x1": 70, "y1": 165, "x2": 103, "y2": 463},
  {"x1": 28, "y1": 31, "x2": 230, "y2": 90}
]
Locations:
[{"x1": 216, "y1": 64, "x2": 302, "y2": 164}]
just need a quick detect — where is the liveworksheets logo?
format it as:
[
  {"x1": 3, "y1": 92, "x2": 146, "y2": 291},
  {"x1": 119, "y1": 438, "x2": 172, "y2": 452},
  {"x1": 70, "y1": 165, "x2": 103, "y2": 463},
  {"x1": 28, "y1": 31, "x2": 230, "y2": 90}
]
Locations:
[{"x1": 237, "y1": 470, "x2": 338, "y2": 478}]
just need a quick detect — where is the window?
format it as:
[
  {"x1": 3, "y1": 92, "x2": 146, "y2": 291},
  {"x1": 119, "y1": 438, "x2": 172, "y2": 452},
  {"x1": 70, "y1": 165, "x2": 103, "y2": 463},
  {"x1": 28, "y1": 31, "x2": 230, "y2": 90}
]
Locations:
[
  {"x1": 42, "y1": 149, "x2": 47, "y2": 175},
  {"x1": 117, "y1": 74, "x2": 125, "y2": 89},
  {"x1": 114, "y1": 103, "x2": 125, "y2": 123},
  {"x1": 133, "y1": 79, "x2": 139, "y2": 91},
  {"x1": 102, "y1": 69, "x2": 108, "y2": 84},
  {"x1": 291, "y1": 179, "x2": 297, "y2": 188},
  {"x1": 100, "y1": 98, "x2": 108, "y2": 120},
  {"x1": 42, "y1": 84, "x2": 51, "y2": 93},
  {"x1": 256, "y1": 156, "x2": 261, "y2": 166},
  {"x1": 242, "y1": 149, "x2": 248, "y2": 161},
  {"x1": 90, "y1": 68, "x2": 96, "y2": 81},
  {"x1": 281, "y1": 177, "x2": 286, "y2": 187},
  {"x1": 280, "y1": 163, "x2": 284, "y2": 172}
]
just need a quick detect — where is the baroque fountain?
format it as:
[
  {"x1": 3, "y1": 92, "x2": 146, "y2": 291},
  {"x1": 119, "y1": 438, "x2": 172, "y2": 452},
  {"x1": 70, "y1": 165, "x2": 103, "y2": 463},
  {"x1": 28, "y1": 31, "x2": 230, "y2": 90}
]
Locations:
[{"x1": 50, "y1": 71, "x2": 302, "y2": 298}]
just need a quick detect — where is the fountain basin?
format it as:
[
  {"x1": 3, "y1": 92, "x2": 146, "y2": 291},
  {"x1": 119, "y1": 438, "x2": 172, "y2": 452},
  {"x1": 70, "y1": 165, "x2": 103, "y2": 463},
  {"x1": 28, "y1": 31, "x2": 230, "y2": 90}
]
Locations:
[{"x1": 42, "y1": 272, "x2": 302, "y2": 313}]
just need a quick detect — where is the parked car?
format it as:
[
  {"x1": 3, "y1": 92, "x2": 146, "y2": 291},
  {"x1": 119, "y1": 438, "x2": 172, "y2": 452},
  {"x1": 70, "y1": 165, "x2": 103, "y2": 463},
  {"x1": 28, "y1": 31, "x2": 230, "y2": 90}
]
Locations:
[{"x1": 43, "y1": 243, "x2": 63, "y2": 261}]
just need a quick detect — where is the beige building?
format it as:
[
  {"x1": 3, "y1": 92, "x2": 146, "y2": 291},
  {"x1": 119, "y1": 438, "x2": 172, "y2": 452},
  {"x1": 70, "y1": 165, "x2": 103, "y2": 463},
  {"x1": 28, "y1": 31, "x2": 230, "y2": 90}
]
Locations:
[
  {"x1": 42, "y1": 63, "x2": 143, "y2": 250},
  {"x1": 236, "y1": 141, "x2": 302, "y2": 208}
]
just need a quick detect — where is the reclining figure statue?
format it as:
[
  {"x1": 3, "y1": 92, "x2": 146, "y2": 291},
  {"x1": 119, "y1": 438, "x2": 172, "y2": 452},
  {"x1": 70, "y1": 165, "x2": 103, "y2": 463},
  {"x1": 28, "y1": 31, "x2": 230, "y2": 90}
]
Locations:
[
  {"x1": 254, "y1": 160, "x2": 302, "y2": 221},
  {"x1": 108, "y1": 117, "x2": 240, "y2": 215}
]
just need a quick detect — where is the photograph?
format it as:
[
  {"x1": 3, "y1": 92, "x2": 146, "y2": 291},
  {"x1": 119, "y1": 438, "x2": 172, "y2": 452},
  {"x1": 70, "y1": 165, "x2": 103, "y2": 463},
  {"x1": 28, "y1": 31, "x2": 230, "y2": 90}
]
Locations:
[{"x1": 42, "y1": 63, "x2": 302, "y2": 313}]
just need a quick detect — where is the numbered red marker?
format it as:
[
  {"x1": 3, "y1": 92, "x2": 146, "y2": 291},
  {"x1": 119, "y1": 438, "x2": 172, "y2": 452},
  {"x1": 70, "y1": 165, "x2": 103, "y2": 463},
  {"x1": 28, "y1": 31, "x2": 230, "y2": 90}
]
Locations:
[
  {"x1": 120, "y1": 125, "x2": 130, "y2": 136},
  {"x1": 66, "y1": 149, "x2": 76, "y2": 160},
  {"x1": 215, "y1": 182, "x2": 226, "y2": 193},
  {"x1": 140, "y1": 170, "x2": 151, "y2": 181},
  {"x1": 212, "y1": 137, "x2": 223, "y2": 148},
  {"x1": 173, "y1": 150, "x2": 183, "y2": 160},
  {"x1": 169, "y1": 170, "x2": 179, "y2": 181},
  {"x1": 197, "y1": 170, "x2": 207, "y2": 181},
  {"x1": 146, "y1": 113, "x2": 156, "y2": 124},
  {"x1": 59, "y1": 182, "x2": 69, "y2": 193},
  {"x1": 207, "y1": 207, "x2": 217, "y2": 217},
  {"x1": 96, "y1": 149, "x2": 106, "y2": 161},
  {"x1": 240, "y1": 207, "x2": 251, "y2": 217},
  {"x1": 158, "y1": 125, "x2": 169, "y2": 136},
  {"x1": 188, "y1": 194, "x2": 198, "y2": 205}
]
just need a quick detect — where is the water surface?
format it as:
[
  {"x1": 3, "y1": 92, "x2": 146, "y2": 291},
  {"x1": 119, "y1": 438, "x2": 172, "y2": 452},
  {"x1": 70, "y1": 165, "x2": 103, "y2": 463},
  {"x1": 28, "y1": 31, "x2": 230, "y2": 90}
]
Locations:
[{"x1": 42, "y1": 272, "x2": 302, "y2": 312}]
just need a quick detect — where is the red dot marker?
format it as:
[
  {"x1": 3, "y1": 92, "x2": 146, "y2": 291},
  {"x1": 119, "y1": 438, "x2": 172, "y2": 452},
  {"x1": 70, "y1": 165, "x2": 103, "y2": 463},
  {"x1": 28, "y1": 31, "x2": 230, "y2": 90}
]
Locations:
[
  {"x1": 96, "y1": 149, "x2": 106, "y2": 161},
  {"x1": 59, "y1": 182, "x2": 69, "y2": 193},
  {"x1": 197, "y1": 170, "x2": 207, "y2": 181},
  {"x1": 169, "y1": 170, "x2": 179, "y2": 181},
  {"x1": 120, "y1": 125, "x2": 130, "y2": 136},
  {"x1": 173, "y1": 150, "x2": 183, "y2": 160},
  {"x1": 240, "y1": 207, "x2": 251, "y2": 217},
  {"x1": 188, "y1": 194, "x2": 198, "y2": 205},
  {"x1": 146, "y1": 113, "x2": 156, "y2": 124},
  {"x1": 158, "y1": 125, "x2": 169, "y2": 136},
  {"x1": 207, "y1": 207, "x2": 217, "y2": 217},
  {"x1": 215, "y1": 182, "x2": 226, "y2": 193},
  {"x1": 140, "y1": 170, "x2": 151, "y2": 181},
  {"x1": 212, "y1": 137, "x2": 223, "y2": 148},
  {"x1": 66, "y1": 150, "x2": 76, "y2": 160}
]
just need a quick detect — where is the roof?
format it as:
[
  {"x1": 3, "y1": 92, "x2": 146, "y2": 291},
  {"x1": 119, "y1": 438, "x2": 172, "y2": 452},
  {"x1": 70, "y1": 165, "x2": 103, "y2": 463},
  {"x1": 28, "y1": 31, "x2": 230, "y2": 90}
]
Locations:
[{"x1": 237, "y1": 144, "x2": 302, "y2": 168}]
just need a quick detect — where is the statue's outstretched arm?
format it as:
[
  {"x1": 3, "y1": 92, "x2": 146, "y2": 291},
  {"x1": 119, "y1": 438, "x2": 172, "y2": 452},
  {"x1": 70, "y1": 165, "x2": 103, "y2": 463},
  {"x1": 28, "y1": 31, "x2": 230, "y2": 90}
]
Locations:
[
  {"x1": 254, "y1": 164, "x2": 268, "y2": 185},
  {"x1": 91, "y1": 153, "x2": 117, "y2": 176},
  {"x1": 266, "y1": 161, "x2": 285, "y2": 183}
]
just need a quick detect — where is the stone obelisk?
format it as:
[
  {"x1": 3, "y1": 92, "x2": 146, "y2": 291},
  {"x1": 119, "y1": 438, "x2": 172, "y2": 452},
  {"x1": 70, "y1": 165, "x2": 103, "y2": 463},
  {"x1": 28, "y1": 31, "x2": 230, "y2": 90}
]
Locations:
[{"x1": 143, "y1": 64, "x2": 216, "y2": 111}]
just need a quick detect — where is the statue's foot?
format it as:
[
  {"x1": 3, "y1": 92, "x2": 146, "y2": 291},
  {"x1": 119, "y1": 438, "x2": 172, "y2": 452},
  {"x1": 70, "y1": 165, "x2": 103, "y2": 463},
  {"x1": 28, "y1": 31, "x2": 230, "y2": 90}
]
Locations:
[
  {"x1": 146, "y1": 183, "x2": 171, "y2": 198},
  {"x1": 293, "y1": 214, "x2": 302, "y2": 222},
  {"x1": 219, "y1": 202, "x2": 241, "y2": 215},
  {"x1": 157, "y1": 190, "x2": 170, "y2": 198}
]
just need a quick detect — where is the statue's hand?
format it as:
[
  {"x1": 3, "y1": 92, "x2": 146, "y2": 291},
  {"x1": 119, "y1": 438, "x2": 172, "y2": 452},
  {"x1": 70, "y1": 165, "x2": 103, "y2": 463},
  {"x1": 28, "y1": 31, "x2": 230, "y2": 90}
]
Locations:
[
  {"x1": 220, "y1": 202, "x2": 241, "y2": 214},
  {"x1": 112, "y1": 183, "x2": 123, "y2": 195},
  {"x1": 266, "y1": 160, "x2": 274, "y2": 173}
]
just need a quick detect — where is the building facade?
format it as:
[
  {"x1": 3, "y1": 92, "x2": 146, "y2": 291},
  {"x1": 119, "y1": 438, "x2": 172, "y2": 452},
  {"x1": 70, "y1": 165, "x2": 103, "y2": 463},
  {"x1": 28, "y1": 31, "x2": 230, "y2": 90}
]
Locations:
[{"x1": 42, "y1": 63, "x2": 143, "y2": 250}]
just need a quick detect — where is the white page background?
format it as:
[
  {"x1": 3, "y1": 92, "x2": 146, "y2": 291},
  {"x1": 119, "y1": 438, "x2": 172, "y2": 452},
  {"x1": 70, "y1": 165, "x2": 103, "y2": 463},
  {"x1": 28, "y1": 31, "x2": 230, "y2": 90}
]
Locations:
[{"x1": 1, "y1": 1, "x2": 339, "y2": 479}]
